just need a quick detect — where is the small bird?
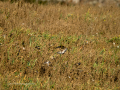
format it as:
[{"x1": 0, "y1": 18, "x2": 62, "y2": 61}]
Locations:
[
  {"x1": 56, "y1": 45, "x2": 67, "y2": 54},
  {"x1": 57, "y1": 48, "x2": 67, "y2": 54}
]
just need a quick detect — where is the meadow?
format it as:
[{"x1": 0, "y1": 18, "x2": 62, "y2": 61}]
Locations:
[{"x1": 0, "y1": 1, "x2": 120, "y2": 89}]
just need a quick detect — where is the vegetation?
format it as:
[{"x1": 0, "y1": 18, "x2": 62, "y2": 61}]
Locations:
[{"x1": 0, "y1": 1, "x2": 120, "y2": 89}]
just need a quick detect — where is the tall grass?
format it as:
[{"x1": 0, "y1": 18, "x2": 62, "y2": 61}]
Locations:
[{"x1": 0, "y1": 1, "x2": 120, "y2": 89}]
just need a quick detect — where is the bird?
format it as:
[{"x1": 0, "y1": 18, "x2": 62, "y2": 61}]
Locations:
[
  {"x1": 57, "y1": 48, "x2": 67, "y2": 54},
  {"x1": 55, "y1": 45, "x2": 67, "y2": 54}
]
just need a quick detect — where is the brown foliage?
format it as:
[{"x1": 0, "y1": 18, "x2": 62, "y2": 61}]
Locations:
[{"x1": 0, "y1": 1, "x2": 120, "y2": 89}]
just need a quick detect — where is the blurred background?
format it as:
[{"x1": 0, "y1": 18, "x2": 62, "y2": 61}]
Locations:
[{"x1": 0, "y1": 0, "x2": 120, "y2": 7}]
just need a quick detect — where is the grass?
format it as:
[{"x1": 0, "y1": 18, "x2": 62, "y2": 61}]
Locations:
[{"x1": 0, "y1": 1, "x2": 120, "y2": 90}]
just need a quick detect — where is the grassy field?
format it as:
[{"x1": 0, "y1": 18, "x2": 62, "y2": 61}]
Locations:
[{"x1": 0, "y1": 1, "x2": 120, "y2": 90}]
